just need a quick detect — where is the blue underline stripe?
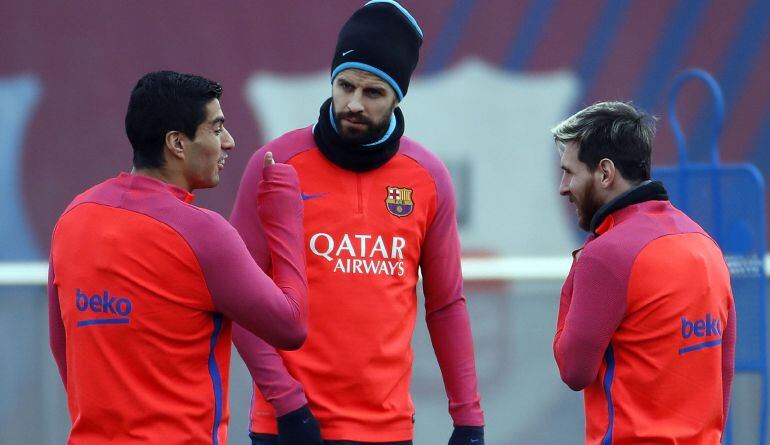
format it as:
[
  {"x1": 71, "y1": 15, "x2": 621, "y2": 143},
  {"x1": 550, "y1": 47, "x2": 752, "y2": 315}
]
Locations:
[
  {"x1": 679, "y1": 339, "x2": 723, "y2": 355},
  {"x1": 77, "y1": 318, "x2": 129, "y2": 327}
]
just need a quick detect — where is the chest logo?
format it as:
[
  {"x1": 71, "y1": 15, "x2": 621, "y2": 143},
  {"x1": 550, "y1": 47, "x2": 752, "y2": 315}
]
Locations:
[{"x1": 385, "y1": 186, "x2": 414, "y2": 217}]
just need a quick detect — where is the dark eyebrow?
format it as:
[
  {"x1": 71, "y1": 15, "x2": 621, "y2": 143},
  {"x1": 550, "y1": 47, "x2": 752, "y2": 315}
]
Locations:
[{"x1": 211, "y1": 116, "x2": 225, "y2": 126}]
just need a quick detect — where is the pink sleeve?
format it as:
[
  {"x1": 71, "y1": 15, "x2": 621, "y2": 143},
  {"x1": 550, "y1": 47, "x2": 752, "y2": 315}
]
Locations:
[
  {"x1": 47, "y1": 259, "x2": 67, "y2": 388},
  {"x1": 553, "y1": 259, "x2": 577, "y2": 365},
  {"x1": 553, "y1": 248, "x2": 627, "y2": 390},
  {"x1": 421, "y1": 160, "x2": 484, "y2": 427},
  {"x1": 229, "y1": 149, "x2": 307, "y2": 415},
  {"x1": 232, "y1": 324, "x2": 307, "y2": 416},
  {"x1": 200, "y1": 163, "x2": 308, "y2": 350},
  {"x1": 721, "y1": 300, "x2": 736, "y2": 429}
]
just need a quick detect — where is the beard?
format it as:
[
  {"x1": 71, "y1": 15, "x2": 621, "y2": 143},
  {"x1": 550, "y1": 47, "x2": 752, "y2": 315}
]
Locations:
[
  {"x1": 577, "y1": 181, "x2": 604, "y2": 232},
  {"x1": 334, "y1": 109, "x2": 392, "y2": 145}
]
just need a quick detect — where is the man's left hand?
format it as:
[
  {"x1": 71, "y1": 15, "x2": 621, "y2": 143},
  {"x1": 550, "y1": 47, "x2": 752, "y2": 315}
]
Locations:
[
  {"x1": 448, "y1": 426, "x2": 484, "y2": 445},
  {"x1": 276, "y1": 404, "x2": 322, "y2": 445}
]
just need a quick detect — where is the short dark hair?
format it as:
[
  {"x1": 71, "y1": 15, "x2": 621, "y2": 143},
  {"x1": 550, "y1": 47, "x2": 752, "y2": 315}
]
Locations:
[
  {"x1": 551, "y1": 101, "x2": 656, "y2": 183},
  {"x1": 125, "y1": 71, "x2": 222, "y2": 169}
]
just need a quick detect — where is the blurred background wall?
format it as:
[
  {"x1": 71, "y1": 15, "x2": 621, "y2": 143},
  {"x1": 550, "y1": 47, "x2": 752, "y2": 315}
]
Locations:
[{"x1": 1, "y1": 0, "x2": 768, "y2": 443}]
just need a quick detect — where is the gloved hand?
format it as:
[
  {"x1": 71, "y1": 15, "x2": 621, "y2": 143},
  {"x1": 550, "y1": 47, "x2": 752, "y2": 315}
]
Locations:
[
  {"x1": 276, "y1": 404, "x2": 323, "y2": 445},
  {"x1": 448, "y1": 426, "x2": 485, "y2": 445},
  {"x1": 249, "y1": 432, "x2": 280, "y2": 445}
]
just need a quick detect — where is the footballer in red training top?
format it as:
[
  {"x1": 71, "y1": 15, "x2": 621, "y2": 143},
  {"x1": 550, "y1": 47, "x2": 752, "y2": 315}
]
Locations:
[{"x1": 552, "y1": 101, "x2": 735, "y2": 445}]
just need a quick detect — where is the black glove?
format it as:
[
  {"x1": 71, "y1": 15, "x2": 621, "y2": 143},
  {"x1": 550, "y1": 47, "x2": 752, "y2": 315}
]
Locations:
[
  {"x1": 249, "y1": 432, "x2": 280, "y2": 445},
  {"x1": 448, "y1": 426, "x2": 485, "y2": 445},
  {"x1": 276, "y1": 404, "x2": 323, "y2": 445}
]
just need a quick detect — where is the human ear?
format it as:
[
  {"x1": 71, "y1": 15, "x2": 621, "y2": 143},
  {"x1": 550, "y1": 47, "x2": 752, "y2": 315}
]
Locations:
[
  {"x1": 598, "y1": 158, "x2": 615, "y2": 187},
  {"x1": 165, "y1": 131, "x2": 185, "y2": 160}
]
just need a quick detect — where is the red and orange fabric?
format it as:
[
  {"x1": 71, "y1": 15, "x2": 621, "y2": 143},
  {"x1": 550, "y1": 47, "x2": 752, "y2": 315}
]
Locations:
[
  {"x1": 554, "y1": 183, "x2": 736, "y2": 445},
  {"x1": 48, "y1": 167, "x2": 307, "y2": 445},
  {"x1": 231, "y1": 126, "x2": 483, "y2": 442}
]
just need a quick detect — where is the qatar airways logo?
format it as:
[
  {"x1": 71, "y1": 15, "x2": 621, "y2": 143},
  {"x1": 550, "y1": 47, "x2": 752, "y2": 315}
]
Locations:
[{"x1": 309, "y1": 233, "x2": 406, "y2": 276}]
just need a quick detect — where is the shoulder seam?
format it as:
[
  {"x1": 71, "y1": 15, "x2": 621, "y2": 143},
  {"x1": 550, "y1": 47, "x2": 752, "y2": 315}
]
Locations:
[
  {"x1": 395, "y1": 152, "x2": 440, "y2": 230},
  {"x1": 59, "y1": 201, "x2": 217, "y2": 308}
]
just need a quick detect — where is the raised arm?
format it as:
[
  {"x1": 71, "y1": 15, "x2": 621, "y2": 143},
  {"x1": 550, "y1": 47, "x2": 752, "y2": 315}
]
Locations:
[
  {"x1": 195, "y1": 154, "x2": 308, "y2": 350},
  {"x1": 229, "y1": 148, "x2": 308, "y2": 414}
]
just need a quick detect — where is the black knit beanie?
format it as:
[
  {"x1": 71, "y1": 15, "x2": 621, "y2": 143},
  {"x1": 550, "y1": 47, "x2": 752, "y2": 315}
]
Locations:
[{"x1": 331, "y1": 0, "x2": 423, "y2": 100}]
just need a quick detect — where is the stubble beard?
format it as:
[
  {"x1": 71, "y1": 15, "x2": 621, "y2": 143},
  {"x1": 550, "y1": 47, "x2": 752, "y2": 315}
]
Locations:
[
  {"x1": 335, "y1": 111, "x2": 392, "y2": 145},
  {"x1": 577, "y1": 181, "x2": 604, "y2": 232}
]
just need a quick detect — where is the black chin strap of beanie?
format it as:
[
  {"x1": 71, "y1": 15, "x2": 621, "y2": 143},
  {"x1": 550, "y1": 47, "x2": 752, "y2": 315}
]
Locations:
[{"x1": 313, "y1": 97, "x2": 404, "y2": 172}]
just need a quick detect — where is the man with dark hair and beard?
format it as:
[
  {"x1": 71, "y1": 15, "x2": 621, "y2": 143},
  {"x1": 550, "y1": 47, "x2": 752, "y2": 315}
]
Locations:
[
  {"x1": 229, "y1": 2, "x2": 484, "y2": 445},
  {"x1": 552, "y1": 101, "x2": 736, "y2": 444}
]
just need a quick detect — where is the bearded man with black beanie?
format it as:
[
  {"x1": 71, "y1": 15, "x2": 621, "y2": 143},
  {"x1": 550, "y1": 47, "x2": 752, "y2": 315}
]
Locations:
[{"x1": 230, "y1": 2, "x2": 485, "y2": 444}]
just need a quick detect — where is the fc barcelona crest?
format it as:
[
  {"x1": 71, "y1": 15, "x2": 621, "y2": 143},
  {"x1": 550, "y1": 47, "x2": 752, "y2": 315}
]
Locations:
[{"x1": 385, "y1": 186, "x2": 414, "y2": 217}]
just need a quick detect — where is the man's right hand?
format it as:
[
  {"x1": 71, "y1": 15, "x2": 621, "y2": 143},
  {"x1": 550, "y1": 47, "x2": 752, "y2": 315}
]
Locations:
[
  {"x1": 256, "y1": 149, "x2": 303, "y2": 231},
  {"x1": 276, "y1": 404, "x2": 323, "y2": 445}
]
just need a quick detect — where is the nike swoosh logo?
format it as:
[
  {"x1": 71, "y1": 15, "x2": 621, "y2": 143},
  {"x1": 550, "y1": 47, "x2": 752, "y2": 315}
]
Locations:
[
  {"x1": 470, "y1": 439, "x2": 479, "y2": 443},
  {"x1": 302, "y1": 417, "x2": 311, "y2": 424},
  {"x1": 301, "y1": 192, "x2": 328, "y2": 201},
  {"x1": 342, "y1": 49, "x2": 355, "y2": 56}
]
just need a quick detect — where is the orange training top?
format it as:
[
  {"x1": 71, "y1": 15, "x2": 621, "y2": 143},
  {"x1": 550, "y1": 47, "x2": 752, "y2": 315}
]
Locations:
[
  {"x1": 554, "y1": 182, "x2": 736, "y2": 445},
  {"x1": 230, "y1": 126, "x2": 484, "y2": 442},
  {"x1": 48, "y1": 167, "x2": 307, "y2": 445}
]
